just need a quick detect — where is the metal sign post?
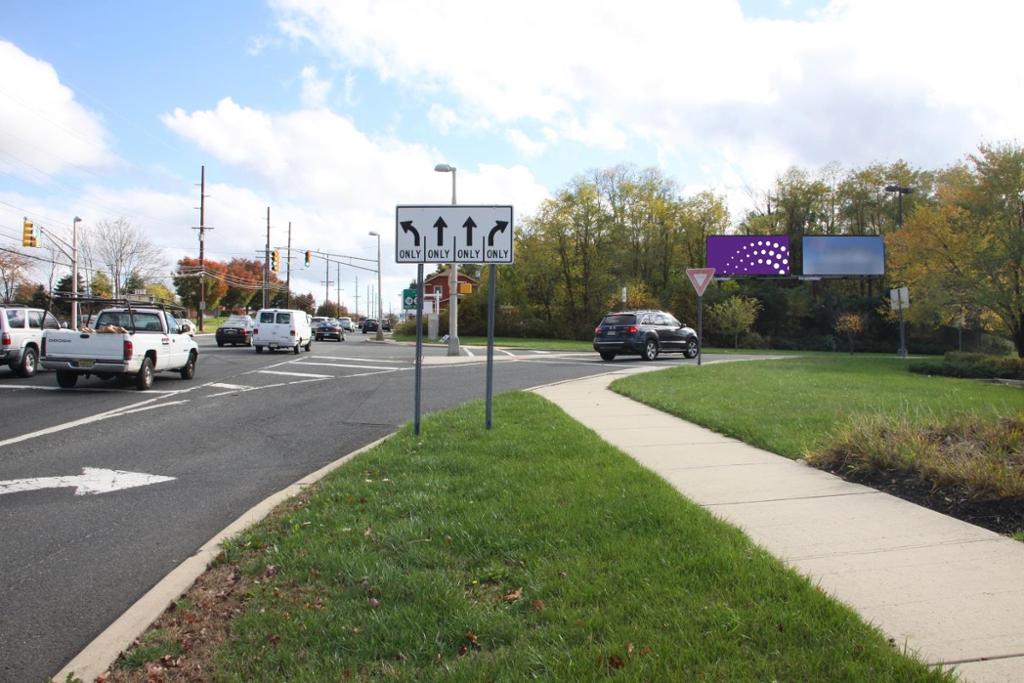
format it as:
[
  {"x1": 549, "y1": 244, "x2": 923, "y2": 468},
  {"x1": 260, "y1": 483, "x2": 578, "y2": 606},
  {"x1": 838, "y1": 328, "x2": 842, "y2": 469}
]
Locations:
[
  {"x1": 890, "y1": 286, "x2": 910, "y2": 358},
  {"x1": 398, "y1": 205, "x2": 514, "y2": 432},
  {"x1": 414, "y1": 266, "x2": 424, "y2": 435},
  {"x1": 686, "y1": 268, "x2": 715, "y2": 366},
  {"x1": 485, "y1": 264, "x2": 498, "y2": 429}
]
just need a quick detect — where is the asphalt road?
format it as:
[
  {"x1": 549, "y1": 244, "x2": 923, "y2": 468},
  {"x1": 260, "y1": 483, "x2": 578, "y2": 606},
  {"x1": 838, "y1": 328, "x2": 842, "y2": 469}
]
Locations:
[{"x1": 0, "y1": 335, "x2": 721, "y2": 682}]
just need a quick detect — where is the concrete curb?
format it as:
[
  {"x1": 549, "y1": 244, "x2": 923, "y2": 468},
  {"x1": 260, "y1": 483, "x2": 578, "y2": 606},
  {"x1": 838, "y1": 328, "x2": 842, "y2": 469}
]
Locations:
[{"x1": 52, "y1": 433, "x2": 396, "y2": 683}]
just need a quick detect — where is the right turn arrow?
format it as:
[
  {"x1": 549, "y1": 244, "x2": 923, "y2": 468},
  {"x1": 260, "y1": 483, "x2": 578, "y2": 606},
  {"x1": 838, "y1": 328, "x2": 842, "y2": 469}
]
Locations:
[{"x1": 487, "y1": 220, "x2": 508, "y2": 247}]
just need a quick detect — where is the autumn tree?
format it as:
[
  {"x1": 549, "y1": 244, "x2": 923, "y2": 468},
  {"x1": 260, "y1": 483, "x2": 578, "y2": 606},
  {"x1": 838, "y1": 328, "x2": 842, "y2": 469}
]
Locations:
[
  {"x1": 173, "y1": 257, "x2": 228, "y2": 312},
  {"x1": 834, "y1": 312, "x2": 865, "y2": 354},
  {"x1": 888, "y1": 143, "x2": 1024, "y2": 356},
  {"x1": 0, "y1": 250, "x2": 31, "y2": 302}
]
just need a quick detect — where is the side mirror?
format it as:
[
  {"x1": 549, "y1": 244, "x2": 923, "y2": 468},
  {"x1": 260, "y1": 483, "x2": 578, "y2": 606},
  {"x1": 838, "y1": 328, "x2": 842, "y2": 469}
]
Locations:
[{"x1": 60, "y1": 321, "x2": 68, "y2": 328}]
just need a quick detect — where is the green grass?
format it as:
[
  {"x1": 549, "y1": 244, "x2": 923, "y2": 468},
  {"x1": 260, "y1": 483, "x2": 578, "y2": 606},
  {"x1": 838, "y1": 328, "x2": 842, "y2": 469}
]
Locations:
[
  {"x1": 205, "y1": 393, "x2": 947, "y2": 682},
  {"x1": 1013, "y1": 530, "x2": 1024, "y2": 543},
  {"x1": 200, "y1": 315, "x2": 230, "y2": 331},
  {"x1": 115, "y1": 629, "x2": 183, "y2": 670},
  {"x1": 611, "y1": 355, "x2": 1024, "y2": 459}
]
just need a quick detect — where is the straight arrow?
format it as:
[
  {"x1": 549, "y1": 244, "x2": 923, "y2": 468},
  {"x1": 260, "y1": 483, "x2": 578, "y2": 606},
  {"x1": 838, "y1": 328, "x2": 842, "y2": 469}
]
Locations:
[
  {"x1": 0, "y1": 467, "x2": 176, "y2": 497},
  {"x1": 433, "y1": 217, "x2": 447, "y2": 247},
  {"x1": 487, "y1": 220, "x2": 508, "y2": 247},
  {"x1": 400, "y1": 220, "x2": 420, "y2": 247},
  {"x1": 463, "y1": 216, "x2": 477, "y2": 245}
]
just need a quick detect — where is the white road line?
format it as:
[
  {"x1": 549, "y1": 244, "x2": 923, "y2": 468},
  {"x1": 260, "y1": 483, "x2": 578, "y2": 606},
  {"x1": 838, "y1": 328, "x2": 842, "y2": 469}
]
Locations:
[
  {"x1": 307, "y1": 355, "x2": 406, "y2": 363},
  {"x1": 0, "y1": 385, "x2": 180, "y2": 394},
  {"x1": 498, "y1": 349, "x2": 516, "y2": 357},
  {"x1": 0, "y1": 395, "x2": 176, "y2": 449},
  {"x1": 110, "y1": 400, "x2": 190, "y2": 416},
  {"x1": 293, "y1": 361, "x2": 404, "y2": 371},
  {"x1": 463, "y1": 347, "x2": 475, "y2": 357},
  {"x1": 338, "y1": 369, "x2": 399, "y2": 378},
  {"x1": 256, "y1": 369, "x2": 334, "y2": 379},
  {"x1": 208, "y1": 382, "x2": 254, "y2": 391}
]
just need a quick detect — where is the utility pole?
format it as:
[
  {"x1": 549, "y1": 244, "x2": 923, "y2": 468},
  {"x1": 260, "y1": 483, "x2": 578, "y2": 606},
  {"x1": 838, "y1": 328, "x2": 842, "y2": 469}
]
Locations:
[
  {"x1": 336, "y1": 262, "x2": 341, "y2": 310},
  {"x1": 285, "y1": 221, "x2": 292, "y2": 309},
  {"x1": 324, "y1": 259, "x2": 330, "y2": 310},
  {"x1": 263, "y1": 207, "x2": 270, "y2": 309},
  {"x1": 192, "y1": 165, "x2": 212, "y2": 330},
  {"x1": 354, "y1": 275, "x2": 360, "y2": 317}
]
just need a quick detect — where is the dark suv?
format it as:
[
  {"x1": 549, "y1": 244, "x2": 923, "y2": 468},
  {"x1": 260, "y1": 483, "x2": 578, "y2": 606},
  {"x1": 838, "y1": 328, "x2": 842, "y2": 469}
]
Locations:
[{"x1": 593, "y1": 310, "x2": 699, "y2": 361}]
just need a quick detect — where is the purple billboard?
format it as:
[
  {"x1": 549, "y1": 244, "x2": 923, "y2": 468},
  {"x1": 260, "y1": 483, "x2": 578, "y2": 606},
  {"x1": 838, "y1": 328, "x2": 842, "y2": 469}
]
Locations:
[{"x1": 707, "y1": 235, "x2": 791, "y2": 276}]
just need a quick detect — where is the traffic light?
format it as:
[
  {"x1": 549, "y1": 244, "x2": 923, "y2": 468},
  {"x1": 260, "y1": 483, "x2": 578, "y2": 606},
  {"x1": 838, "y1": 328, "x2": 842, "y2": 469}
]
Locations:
[
  {"x1": 271, "y1": 249, "x2": 281, "y2": 272},
  {"x1": 304, "y1": 250, "x2": 312, "y2": 268},
  {"x1": 22, "y1": 218, "x2": 37, "y2": 247}
]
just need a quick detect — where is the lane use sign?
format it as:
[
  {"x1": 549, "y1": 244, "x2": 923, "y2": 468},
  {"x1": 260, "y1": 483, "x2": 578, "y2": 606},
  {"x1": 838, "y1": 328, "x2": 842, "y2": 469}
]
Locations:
[{"x1": 395, "y1": 205, "x2": 514, "y2": 264}]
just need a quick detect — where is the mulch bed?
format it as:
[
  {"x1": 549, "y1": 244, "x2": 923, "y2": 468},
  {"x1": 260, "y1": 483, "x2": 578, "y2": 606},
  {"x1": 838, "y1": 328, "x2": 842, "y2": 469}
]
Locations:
[{"x1": 819, "y1": 466, "x2": 1024, "y2": 536}]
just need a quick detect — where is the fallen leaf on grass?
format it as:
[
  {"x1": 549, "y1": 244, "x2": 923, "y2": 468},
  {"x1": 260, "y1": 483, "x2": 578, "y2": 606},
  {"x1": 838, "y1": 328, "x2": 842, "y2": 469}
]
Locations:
[
  {"x1": 368, "y1": 597, "x2": 381, "y2": 609},
  {"x1": 531, "y1": 599, "x2": 545, "y2": 611},
  {"x1": 626, "y1": 642, "x2": 634, "y2": 656},
  {"x1": 502, "y1": 588, "x2": 523, "y2": 602},
  {"x1": 268, "y1": 634, "x2": 281, "y2": 648},
  {"x1": 466, "y1": 630, "x2": 479, "y2": 646},
  {"x1": 262, "y1": 565, "x2": 279, "y2": 579},
  {"x1": 606, "y1": 654, "x2": 625, "y2": 670},
  {"x1": 457, "y1": 644, "x2": 468, "y2": 656},
  {"x1": 639, "y1": 646, "x2": 652, "y2": 656}
]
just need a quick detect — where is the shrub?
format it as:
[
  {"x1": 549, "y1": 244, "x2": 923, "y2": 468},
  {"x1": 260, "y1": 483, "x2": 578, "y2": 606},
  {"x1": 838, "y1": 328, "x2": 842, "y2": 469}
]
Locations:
[
  {"x1": 809, "y1": 413, "x2": 1024, "y2": 500},
  {"x1": 909, "y1": 352, "x2": 1024, "y2": 380}
]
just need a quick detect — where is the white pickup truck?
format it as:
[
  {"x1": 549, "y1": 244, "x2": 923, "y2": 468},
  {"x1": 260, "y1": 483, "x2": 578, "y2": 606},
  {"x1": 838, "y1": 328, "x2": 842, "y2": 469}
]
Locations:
[{"x1": 41, "y1": 306, "x2": 198, "y2": 390}]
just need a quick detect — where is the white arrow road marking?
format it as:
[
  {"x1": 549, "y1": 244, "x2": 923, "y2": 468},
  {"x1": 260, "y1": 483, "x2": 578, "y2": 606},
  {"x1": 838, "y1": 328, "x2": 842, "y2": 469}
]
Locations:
[{"x1": 0, "y1": 467, "x2": 175, "y2": 497}]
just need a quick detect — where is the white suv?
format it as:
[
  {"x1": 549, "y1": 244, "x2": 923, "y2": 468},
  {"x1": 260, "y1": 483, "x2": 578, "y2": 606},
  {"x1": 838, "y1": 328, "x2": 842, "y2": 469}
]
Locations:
[{"x1": 1, "y1": 306, "x2": 63, "y2": 377}]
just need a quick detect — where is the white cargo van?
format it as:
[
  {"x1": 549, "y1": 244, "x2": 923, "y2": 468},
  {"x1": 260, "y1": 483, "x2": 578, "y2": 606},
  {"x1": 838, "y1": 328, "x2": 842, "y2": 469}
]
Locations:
[{"x1": 253, "y1": 308, "x2": 313, "y2": 354}]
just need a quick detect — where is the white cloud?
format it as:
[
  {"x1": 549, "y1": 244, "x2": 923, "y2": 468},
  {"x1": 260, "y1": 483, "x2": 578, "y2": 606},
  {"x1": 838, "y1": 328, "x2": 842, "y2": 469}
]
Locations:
[
  {"x1": 270, "y1": 0, "x2": 1024, "y2": 203},
  {"x1": 161, "y1": 96, "x2": 550, "y2": 305},
  {"x1": 300, "y1": 65, "x2": 332, "y2": 108},
  {"x1": 427, "y1": 103, "x2": 460, "y2": 135},
  {"x1": 0, "y1": 41, "x2": 112, "y2": 180},
  {"x1": 505, "y1": 128, "x2": 546, "y2": 157}
]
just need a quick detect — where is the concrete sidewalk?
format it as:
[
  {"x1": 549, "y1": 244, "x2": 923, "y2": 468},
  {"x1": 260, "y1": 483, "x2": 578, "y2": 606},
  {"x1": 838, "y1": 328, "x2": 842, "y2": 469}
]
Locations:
[{"x1": 534, "y1": 371, "x2": 1024, "y2": 683}]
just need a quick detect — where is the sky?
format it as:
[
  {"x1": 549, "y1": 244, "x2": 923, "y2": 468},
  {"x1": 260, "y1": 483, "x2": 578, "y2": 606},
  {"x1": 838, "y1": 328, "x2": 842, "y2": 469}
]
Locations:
[{"x1": 1, "y1": 0, "x2": 1021, "y2": 314}]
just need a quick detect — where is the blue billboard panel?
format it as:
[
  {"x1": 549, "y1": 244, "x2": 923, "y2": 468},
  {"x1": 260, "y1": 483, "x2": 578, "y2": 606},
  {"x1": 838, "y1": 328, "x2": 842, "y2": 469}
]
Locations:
[
  {"x1": 706, "y1": 235, "x2": 790, "y2": 276},
  {"x1": 803, "y1": 236, "x2": 885, "y2": 276}
]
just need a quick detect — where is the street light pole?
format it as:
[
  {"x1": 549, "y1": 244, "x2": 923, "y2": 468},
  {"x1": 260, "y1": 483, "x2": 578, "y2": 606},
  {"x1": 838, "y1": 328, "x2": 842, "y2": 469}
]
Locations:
[
  {"x1": 885, "y1": 184, "x2": 914, "y2": 227},
  {"x1": 434, "y1": 163, "x2": 459, "y2": 356},
  {"x1": 72, "y1": 216, "x2": 81, "y2": 330},
  {"x1": 369, "y1": 230, "x2": 384, "y2": 340}
]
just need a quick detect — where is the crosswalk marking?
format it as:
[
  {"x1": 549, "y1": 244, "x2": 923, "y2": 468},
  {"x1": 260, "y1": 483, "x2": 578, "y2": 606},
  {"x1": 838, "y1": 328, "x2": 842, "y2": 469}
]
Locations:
[{"x1": 307, "y1": 355, "x2": 405, "y2": 363}]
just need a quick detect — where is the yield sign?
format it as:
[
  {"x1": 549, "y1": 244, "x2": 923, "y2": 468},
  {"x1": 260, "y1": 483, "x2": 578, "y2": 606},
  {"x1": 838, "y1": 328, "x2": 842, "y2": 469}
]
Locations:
[{"x1": 686, "y1": 268, "x2": 716, "y2": 296}]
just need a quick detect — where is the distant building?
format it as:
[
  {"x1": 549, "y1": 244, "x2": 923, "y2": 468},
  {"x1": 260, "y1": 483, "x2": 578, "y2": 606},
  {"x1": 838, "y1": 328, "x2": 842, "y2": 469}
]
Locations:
[{"x1": 422, "y1": 268, "x2": 478, "y2": 310}]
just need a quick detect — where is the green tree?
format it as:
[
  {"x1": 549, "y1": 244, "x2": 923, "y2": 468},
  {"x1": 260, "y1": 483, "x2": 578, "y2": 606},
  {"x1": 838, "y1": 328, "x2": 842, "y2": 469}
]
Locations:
[
  {"x1": 90, "y1": 271, "x2": 112, "y2": 298},
  {"x1": 707, "y1": 296, "x2": 762, "y2": 349},
  {"x1": 834, "y1": 312, "x2": 865, "y2": 354}
]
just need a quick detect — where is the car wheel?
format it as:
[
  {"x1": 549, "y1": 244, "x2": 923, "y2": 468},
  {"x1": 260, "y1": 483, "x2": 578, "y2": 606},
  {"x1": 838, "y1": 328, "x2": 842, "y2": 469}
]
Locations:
[
  {"x1": 135, "y1": 357, "x2": 155, "y2": 390},
  {"x1": 293, "y1": 343, "x2": 300, "y2": 355},
  {"x1": 316, "y1": 335, "x2": 322, "y2": 341},
  {"x1": 17, "y1": 346, "x2": 38, "y2": 378},
  {"x1": 641, "y1": 338, "x2": 659, "y2": 361},
  {"x1": 599, "y1": 351, "x2": 616, "y2": 361},
  {"x1": 180, "y1": 352, "x2": 196, "y2": 380},
  {"x1": 305, "y1": 340, "x2": 312, "y2": 351},
  {"x1": 255, "y1": 345, "x2": 263, "y2": 354},
  {"x1": 684, "y1": 338, "x2": 699, "y2": 359},
  {"x1": 56, "y1": 370, "x2": 78, "y2": 389}
]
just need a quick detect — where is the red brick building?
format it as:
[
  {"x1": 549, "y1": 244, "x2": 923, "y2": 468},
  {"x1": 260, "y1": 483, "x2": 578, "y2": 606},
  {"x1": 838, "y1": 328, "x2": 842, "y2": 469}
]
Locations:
[{"x1": 422, "y1": 268, "x2": 478, "y2": 310}]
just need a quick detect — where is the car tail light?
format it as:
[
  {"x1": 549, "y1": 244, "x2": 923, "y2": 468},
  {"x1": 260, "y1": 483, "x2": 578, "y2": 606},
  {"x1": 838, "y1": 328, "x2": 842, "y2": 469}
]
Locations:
[
  {"x1": 123, "y1": 339, "x2": 133, "y2": 361},
  {"x1": 290, "y1": 329, "x2": 296, "y2": 336},
  {"x1": 1, "y1": 332, "x2": 9, "y2": 346},
  {"x1": 594, "y1": 326, "x2": 602, "y2": 334},
  {"x1": 627, "y1": 325, "x2": 639, "y2": 334}
]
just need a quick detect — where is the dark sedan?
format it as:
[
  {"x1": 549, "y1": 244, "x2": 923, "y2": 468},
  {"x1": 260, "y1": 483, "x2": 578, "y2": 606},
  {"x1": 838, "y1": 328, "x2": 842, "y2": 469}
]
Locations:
[
  {"x1": 593, "y1": 310, "x2": 699, "y2": 361},
  {"x1": 216, "y1": 315, "x2": 255, "y2": 347},
  {"x1": 315, "y1": 320, "x2": 345, "y2": 341},
  {"x1": 362, "y1": 318, "x2": 379, "y2": 333}
]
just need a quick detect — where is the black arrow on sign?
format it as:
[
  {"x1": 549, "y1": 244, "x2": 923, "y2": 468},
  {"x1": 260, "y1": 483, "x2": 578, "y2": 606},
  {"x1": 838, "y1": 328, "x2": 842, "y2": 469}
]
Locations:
[
  {"x1": 487, "y1": 220, "x2": 508, "y2": 247},
  {"x1": 463, "y1": 217, "x2": 477, "y2": 245},
  {"x1": 433, "y1": 217, "x2": 447, "y2": 246},
  {"x1": 400, "y1": 221, "x2": 420, "y2": 247}
]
